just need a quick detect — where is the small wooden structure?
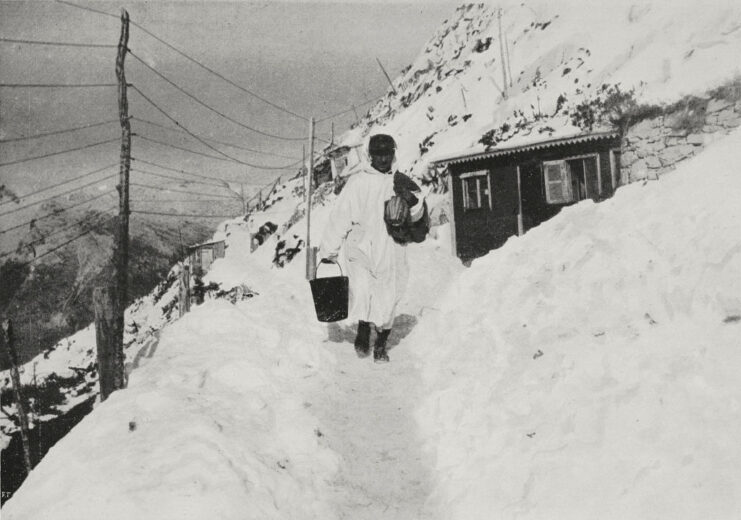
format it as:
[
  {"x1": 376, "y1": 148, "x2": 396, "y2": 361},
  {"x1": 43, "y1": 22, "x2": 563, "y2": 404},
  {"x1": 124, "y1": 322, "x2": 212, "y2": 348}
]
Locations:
[
  {"x1": 327, "y1": 144, "x2": 363, "y2": 179},
  {"x1": 187, "y1": 239, "x2": 226, "y2": 273},
  {"x1": 430, "y1": 131, "x2": 622, "y2": 261}
]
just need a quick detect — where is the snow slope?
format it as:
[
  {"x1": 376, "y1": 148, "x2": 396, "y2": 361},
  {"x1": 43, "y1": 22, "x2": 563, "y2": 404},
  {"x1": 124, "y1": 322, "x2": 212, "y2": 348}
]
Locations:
[
  {"x1": 337, "y1": 0, "x2": 741, "y2": 179},
  {"x1": 412, "y1": 126, "x2": 741, "y2": 519},
  {"x1": 5, "y1": 125, "x2": 739, "y2": 520},
  {"x1": 4, "y1": 1, "x2": 741, "y2": 518}
]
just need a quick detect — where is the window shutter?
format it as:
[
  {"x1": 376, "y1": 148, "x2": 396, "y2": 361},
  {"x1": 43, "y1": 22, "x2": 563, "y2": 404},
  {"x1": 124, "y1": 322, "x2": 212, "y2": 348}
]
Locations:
[{"x1": 544, "y1": 161, "x2": 572, "y2": 204}]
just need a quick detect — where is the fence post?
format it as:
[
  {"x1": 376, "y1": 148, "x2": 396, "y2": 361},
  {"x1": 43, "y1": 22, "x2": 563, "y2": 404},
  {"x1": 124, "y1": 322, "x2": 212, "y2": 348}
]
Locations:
[
  {"x1": 93, "y1": 287, "x2": 125, "y2": 401},
  {"x1": 179, "y1": 264, "x2": 191, "y2": 317},
  {"x1": 1, "y1": 319, "x2": 33, "y2": 475}
]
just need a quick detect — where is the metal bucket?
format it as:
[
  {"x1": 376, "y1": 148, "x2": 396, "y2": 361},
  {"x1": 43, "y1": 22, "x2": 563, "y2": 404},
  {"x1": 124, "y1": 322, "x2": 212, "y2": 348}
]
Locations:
[{"x1": 309, "y1": 260, "x2": 349, "y2": 322}]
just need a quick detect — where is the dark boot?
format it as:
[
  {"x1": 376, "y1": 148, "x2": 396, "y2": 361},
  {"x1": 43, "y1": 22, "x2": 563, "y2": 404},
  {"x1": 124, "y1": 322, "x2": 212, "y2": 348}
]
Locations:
[
  {"x1": 373, "y1": 328, "x2": 391, "y2": 363},
  {"x1": 354, "y1": 321, "x2": 371, "y2": 358}
]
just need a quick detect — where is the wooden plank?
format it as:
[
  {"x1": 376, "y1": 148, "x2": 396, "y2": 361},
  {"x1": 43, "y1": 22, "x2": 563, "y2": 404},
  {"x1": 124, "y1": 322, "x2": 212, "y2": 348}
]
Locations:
[
  {"x1": 516, "y1": 165, "x2": 524, "y2": 236},
  {"x1": 446, "y1": 171, "x2": 457, "y2": 257},
  {"x1": 609, "y1": 149, "x2": 618, "y2": 190}
]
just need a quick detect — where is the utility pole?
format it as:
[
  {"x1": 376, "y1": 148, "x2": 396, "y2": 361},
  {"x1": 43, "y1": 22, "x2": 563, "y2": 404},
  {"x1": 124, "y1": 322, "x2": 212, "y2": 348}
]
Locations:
[
  {"x1": 375, "y1": 57, "x2": 398, "y2": 96},
  {"x1": 305, "y1": 117, "x2": 316, "y2": 280},
  {"x1": 2, "y1": 319, "x2": 32, "y2": 475},
  {"x1": 94, "y1": 8, "x2": 129, "y2": 402},
  {"x1": 498, "y1": 8, "x2": 508, "y2": 99},
  {"x1": 239, "y1": 183, "x2": 246, "y2": 213}
]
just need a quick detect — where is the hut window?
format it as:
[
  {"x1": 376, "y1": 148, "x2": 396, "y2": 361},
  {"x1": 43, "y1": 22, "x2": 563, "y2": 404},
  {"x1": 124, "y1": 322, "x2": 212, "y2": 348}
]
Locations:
[
  {"x1": 461, "y1": 170, "x2": 491, "y2": 210},
  {"x1": 544, "y1": 156, "x2": 597, "y2": 204}
]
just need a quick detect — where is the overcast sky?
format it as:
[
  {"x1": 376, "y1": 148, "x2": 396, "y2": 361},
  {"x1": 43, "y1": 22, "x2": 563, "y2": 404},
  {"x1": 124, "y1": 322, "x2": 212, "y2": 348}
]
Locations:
[{"x1": 0, "y1": 0, "x2": 458, "y2": 195}]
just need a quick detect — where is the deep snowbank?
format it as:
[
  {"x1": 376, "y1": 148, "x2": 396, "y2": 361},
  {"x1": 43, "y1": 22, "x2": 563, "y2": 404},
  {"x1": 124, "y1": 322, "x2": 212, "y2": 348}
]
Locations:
[
  {"x1": 412, "y1": 126, "x2": 741, "y2": 519},
  {"x1": 2, "y1": 254, "x2": 342, "y2": 519}
]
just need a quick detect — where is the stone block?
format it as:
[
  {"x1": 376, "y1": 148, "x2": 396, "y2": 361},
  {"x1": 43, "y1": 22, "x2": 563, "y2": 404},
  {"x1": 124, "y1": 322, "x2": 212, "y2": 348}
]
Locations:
[
  {"x1": 664, "y1": 136, "x2": 685, "y2": 147},
  {"x1": 629, "y1": 163, "x2": 649, "y2": 181},
  {"x1": 687, "y1": 133, "x2": 705, "y2": 145},
  {"x1": 628, "y1": 118, "x2": 660, "y2": 140},
  {"x1": 707, "y1": 98, "x2": 734, "y2": 113},
  {"x1": 716, "y1": 109, "x2": 741, "y2": 126},
  {"x1": 660, "y1": 144, "x2": 695, "y2": 166},
  {"x1": 645, "y1": 155, "x2": 661, "y2": 168}
]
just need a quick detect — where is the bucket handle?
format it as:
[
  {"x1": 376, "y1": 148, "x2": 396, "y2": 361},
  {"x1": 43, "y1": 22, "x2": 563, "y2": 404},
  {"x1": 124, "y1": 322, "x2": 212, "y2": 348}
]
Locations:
[{"x1": 315, "y1": 258, "x2": 344, "y2": 279}]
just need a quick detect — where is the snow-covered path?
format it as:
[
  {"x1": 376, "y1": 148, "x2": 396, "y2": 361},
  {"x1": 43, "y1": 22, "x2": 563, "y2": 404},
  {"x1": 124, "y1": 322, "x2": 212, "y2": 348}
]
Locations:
[
  {"x1": 311, "y1": 237, "x2": 462, "y2": 519},
  {"x1": 314, "y1": 334, "x2": 432, "y2": 519}
]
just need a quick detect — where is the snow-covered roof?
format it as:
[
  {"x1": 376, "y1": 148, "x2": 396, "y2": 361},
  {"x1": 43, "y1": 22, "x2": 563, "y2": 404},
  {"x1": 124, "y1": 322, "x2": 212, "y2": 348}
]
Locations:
[{"x1": 429, "y1": 130, "x2": 620, "y2": 167}]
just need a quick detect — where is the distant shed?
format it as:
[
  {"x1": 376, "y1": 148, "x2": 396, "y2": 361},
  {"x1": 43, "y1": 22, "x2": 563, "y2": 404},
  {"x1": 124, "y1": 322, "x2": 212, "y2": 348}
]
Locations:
[
  {"x1": 430, "y1": 131, "x2": 622, "y2": 261},
  {"x1": 188, "y1": 239, "x2": 226, "y2": 273}
]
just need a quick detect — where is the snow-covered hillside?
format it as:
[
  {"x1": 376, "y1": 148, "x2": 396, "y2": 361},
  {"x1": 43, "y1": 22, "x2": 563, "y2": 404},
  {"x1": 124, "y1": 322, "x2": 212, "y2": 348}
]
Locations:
[
  {"x1": 3, "y1": 1, "x2": 741, "y2": 518},
  {"x1": 339, "y1": 0, "x2": 741, "y2": 179}
]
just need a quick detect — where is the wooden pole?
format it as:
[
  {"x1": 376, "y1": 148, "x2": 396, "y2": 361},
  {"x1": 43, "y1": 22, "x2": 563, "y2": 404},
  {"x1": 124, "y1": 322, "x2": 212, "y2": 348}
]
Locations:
[
  {"x1": 2, "y1": 319, "x2": 32, "y2": 475},
  {"x1": 375, "y1": 57, "x2": 398, "y2": 95},
  {"x1": 351, "y1": 105, "x2": 360, "y2": 125},
  {"x1": 305, "y1": 117, "x2": 315, "y2": 280},
  {"x1": 94, "y1": 8, "x2": 130, "y2": 402},
  {"x1": 239, "y1": 183, "x2": 246, "y2": 213},
  {"x1": 498, "y1": 8, "x2": 508, "y2": 99},
  {"x1": 93, "y1": 287, "x2": 121, "y2": 401}
]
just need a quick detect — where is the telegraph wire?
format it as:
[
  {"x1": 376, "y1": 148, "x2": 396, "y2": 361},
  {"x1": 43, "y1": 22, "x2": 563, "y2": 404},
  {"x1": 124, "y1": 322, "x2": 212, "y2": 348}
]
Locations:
[
  {"x1": 0, "y1": 83, "x2": 120, "y2": 88},
  {"x1": 17, "y1": 215, "x2": 118, "y2": 267},
  {"x1": 0, "y1": 37, "x2": 116, "y2": 48},
  {"x1": 316, "y1": 93, "x2": 384, "y2": 123},
  {"x1": 130, "y1": 157, "x2": 259, "y2": 186},
  {"x1": 134, "y1": 133, "x2": 232, "y2": 162},
  {"x1": 55, "y1": 0, "x2": 119, "y2": 20},
  {"x1": 0, "y1": 208, "x2": 115, "y2": 259},
  {"x1": 0, "y1": 137, "x2": 119, "y2": 168},
  {"x1": 0, "y1": 190, "x2": 116, "y2": 235},
  {"x1": 131, "y1": 117, "x2": 300, "y2": 160},
  {"x1": 0, "y1": 120, "x2": 119, "y2": 143},
  {"x1": 130, "y1": 86, "x2": 301, "y2": 169},
  {"x1": 0, "y1": 174, "x2": 117, "y2": 217},
  {"x1": 131, "y1": 209, "x2": 240, "y2": 218},
  {"x1": 132, "y1": 168, "x2": 226, "y2": 188},
  {"x1": 130, "y1": 181, "x2": 240, "y2": 200},
  {"x1": 0, "y1": 163, "x2": 118, "y2": 207},
  {"x1": 126, "y1": 20, "x2": 308, "y2": 122},
  {"x1": 128, "y1": 51, "x2": 305, "y2": 142}
]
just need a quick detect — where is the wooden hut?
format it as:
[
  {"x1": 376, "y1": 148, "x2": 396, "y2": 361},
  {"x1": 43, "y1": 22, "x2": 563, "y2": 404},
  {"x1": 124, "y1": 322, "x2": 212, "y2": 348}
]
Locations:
[
  {"x1": 187, "y1": 239, "x2": 226, "y2": 273},
  {"x1": 430, "y1": 131, "x2": 622, "y2": 261}
]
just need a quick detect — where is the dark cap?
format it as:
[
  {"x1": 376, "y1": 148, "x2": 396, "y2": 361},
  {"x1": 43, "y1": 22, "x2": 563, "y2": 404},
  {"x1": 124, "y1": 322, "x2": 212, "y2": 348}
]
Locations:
[{"x1": 368, "y1": 134, "x2": 396, "y2": 155}]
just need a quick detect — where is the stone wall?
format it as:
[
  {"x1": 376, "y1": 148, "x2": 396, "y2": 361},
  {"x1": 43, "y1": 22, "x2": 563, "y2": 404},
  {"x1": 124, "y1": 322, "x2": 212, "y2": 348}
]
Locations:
[{"x1": 620, "y1": 94, "x2": 741, "y2": 183}]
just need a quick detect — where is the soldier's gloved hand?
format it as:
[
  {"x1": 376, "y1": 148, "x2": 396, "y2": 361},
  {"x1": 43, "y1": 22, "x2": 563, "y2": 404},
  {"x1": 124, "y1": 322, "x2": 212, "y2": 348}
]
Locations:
[{"x1": 393, "y1": 172, "x2": 421, "y2": 207}]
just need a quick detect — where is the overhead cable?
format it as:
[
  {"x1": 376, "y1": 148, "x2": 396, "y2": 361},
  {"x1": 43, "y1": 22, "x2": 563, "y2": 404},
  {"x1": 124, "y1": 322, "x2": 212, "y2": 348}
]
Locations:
[
  {"x1": 128, "y1": 52, "x2": 305, "y2": 142},
  {"x1": 0, "y1": 209, "x2": 115, "y2": 259},
  {"x1": 0, "y1": 189, "x2": 116, "y2": 235},
  {"x1": 130, "y1": 181, "x2": 240, "y2": 200},
  {"x1": 0, "y1": 174, "x2": 117, "y2": 217},
  {"x1": 0, "y1": 119, "x2": 119, "y2": 143},
  {"x1": 0, "y1": 83, "x2": 120, "y2": 88},
  {"x1": 131, "y1": 157, "x2": 260, "y2": 185},
  {"x1": 0, "y1": 37, "x2": 116, "y2": 48},
  {"x1": 0, "y1": 137, "x2": 119, "y2": 168},
  {"x1": 131, "y1": 209, "x2": 240, "y2": 218},
  {"x1": 18, "y1": 216, "x2": 117, "y2": 267},
  {"x1": 0, "y1": 163, "x2": 118, "y2": 206},
  {"x1": 131, "y1": 117, "x2": 300, "y2": 160},
  {"x1": 130, "y1": 86, "x2": 300, "y2": 169},
  {"x1": 55, "y1": 0, "x2": 119, "y2": 19},
  {"x1": 127, "y1": 20, "x2": 307, "y2": 122}
]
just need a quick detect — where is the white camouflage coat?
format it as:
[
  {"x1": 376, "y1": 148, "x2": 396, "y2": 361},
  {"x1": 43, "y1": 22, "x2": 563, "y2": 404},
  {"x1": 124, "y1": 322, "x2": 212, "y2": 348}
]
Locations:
[{"x1": 319, "y1": 162, "x2": 422, "y2": 329}]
